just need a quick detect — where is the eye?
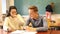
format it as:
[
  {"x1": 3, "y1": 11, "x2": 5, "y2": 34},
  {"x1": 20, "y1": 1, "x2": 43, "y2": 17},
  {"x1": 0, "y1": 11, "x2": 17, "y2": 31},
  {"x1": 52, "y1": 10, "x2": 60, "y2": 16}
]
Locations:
[{"x1": 12, "y1": 11, "x2": 16, "y2": 13}]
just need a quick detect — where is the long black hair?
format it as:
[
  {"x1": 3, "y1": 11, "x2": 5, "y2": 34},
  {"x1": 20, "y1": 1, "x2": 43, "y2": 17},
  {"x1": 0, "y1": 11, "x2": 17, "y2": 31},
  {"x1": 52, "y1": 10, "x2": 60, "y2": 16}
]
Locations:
[{"x1": 7, "y1": 6, "x2": 17, "y2": 17}]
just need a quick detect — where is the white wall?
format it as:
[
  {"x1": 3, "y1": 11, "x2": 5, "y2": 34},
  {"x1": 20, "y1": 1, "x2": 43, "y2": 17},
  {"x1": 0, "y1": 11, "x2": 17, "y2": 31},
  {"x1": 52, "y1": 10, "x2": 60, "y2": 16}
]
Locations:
[
  {"x1": 1, "y1": 0, "x2": 14, "y2": 14},
  {"x1": 0, "y1": 0, "x2": 2, "y2": 22},
  {"x1": 0, "y1": 0, "x2": 14, "y2": 22},
  {"x1": 6, "y1": 0, "x2": 14, "y2": 10},
  {"x1": 2, "y1": 0, "x2": 6, "y2": 14}
]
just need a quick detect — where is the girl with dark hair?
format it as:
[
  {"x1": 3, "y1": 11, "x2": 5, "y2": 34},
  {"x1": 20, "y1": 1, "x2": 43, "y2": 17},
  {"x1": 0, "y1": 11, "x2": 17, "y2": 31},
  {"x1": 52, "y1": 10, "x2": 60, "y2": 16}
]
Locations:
[
  {"x1": 7, "y1": 6, "x2": 17, "y2": 17},
  {"x1": 3, "y1": 6, "x2": 25, "y2": 32}
]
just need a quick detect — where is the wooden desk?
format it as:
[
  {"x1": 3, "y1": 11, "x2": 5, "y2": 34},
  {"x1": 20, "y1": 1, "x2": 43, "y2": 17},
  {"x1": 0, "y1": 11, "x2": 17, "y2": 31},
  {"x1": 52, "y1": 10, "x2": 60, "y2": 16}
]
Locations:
[
  {"x1": 0, "y1": 29, "x2": 60, "y2": 34},
  {"x1": 36, "y1": 30, "x2": 60, "y2": 34},
  {"x1": 36, "y1": 31, "x2": 49, "y2": 34}
]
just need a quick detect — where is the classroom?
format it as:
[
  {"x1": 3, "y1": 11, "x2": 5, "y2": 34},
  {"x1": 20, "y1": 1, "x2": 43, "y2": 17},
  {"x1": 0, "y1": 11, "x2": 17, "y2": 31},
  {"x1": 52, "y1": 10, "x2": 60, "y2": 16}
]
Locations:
[{"x1": 0, "y1": 0, "x2": 60, "y2": 34}]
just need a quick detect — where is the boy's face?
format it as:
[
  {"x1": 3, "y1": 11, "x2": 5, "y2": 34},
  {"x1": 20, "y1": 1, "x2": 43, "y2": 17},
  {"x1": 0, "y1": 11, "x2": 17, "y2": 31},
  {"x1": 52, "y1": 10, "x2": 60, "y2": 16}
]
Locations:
[{"x1": 29, "y1": 9, "x2": 38, "y2": 19}]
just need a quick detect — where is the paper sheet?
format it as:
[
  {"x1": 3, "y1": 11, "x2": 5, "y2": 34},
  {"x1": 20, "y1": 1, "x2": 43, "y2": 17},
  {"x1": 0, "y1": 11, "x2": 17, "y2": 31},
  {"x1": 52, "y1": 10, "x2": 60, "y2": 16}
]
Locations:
[{"x1": 10, "y1": 30, "x2": 37, "y2": 34}]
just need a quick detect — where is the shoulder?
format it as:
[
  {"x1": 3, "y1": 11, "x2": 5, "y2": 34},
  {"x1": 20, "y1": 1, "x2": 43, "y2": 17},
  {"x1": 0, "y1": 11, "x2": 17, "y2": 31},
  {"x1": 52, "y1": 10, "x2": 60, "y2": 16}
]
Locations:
[
  {"x1": 27, "y1": 17, "x2": 32, "y2": 21},
  {"x1": 5, "y1": 17, "x2": 9, "y2": 20},
  {"x1": 4, "y1": 17, "x2": 10, "y2": 22},
  {"x1": 39, "y1": 16, "x2": 44, "y2": 19},
  {"x1": 17, "y1": 14, "x2": 23, "y2": 18},
  {"x1": 17, "y1": 14, "x2": 22, "y2": 17},
  {"x1": 39, "y1": 16, "x2": 46, "y2": 21}
]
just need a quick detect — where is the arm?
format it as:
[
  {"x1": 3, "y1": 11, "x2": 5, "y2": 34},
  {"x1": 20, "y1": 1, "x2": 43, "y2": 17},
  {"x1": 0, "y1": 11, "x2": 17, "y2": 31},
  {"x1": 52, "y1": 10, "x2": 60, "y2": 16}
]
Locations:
[
  {"x1": 36, "y1": 18, "x2": 48, "y2": 31},
  {"x1": 3, "y1": 17, "x2": 9, "y2": 31},
  {"x1": 26, "y1": 18, "x2": 31, "y2": 26},
  {"x1": 23, "y1": 18, "x2": 31, "y2": 30},
  {"x1": 17, "y1": 14, "x2": 25, "y2": 26},
  {"x1": 3, "y1": 17, "x2": 15, "y2": 31}
]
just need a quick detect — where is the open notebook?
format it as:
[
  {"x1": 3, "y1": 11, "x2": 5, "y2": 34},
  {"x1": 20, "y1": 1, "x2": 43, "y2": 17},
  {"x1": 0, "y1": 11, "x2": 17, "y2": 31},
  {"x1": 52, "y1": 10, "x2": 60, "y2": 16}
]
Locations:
[{"x1": 10, "y1": 30, "x2": 37, "y2": 34}]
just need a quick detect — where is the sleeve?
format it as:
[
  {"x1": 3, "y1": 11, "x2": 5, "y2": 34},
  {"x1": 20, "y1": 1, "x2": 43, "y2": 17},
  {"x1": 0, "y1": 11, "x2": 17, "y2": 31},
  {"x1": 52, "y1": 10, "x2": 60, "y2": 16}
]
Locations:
[
  {"x1": 3, "y1": 17, "x2": 9, "y2": 31},
  {"x1": 36, "y1": 17, "x2": 48, "y2": 31},
  {"x1": 26, "y1": 18, "x2": 31, "y2": 26},
  {"x1": 17, "y1": 14, "x2": 25, "y2": 26}
]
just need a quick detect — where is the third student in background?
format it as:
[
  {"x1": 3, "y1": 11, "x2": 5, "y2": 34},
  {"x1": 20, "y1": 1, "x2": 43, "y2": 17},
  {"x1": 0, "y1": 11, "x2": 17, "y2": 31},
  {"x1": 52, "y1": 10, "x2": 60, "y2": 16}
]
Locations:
[{"x1": 45, "y1": 2, "x2": 54, "y2": 20}]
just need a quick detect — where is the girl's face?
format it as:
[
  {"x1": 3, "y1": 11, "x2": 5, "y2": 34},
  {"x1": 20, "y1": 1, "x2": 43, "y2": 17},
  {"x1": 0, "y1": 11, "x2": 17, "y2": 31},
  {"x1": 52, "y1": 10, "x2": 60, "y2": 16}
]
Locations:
[{"x1": 10, "y1": 9, "x2": 17, "y2": 17}]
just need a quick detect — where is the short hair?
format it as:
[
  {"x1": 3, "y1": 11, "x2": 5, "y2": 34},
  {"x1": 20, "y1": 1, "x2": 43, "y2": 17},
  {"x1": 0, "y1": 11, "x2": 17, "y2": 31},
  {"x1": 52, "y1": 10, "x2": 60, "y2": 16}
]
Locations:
[
  {"x1": 7, "y1": 6, "x2": 17, "y2": 17},
  {"x1": 28, "y1": 5, "x2": 38, "y2": 12}
]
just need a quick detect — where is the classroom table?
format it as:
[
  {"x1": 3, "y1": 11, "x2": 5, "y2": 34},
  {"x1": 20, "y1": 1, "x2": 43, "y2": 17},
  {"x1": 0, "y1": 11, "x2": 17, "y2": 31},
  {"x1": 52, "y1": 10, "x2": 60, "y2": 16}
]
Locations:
[
  {"x1": 36, "y1": 30, "x2": 60, "y2": 34},
  {"x1": 0, "y1": 29, "x2": 60, "y2": 34},
  {"x1": 1, "y1": 26, "x2": 60, "y2": 34}
]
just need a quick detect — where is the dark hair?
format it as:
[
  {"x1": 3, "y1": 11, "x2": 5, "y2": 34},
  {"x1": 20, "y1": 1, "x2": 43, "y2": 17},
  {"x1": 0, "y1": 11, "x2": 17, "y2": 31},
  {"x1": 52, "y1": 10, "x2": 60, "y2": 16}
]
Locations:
[
  {"x1": 7, "y1": 6, "x2": 17, "y2": 17},
  {"x1": 28, "y1": 5, "x2": 38, "y2": 12}
]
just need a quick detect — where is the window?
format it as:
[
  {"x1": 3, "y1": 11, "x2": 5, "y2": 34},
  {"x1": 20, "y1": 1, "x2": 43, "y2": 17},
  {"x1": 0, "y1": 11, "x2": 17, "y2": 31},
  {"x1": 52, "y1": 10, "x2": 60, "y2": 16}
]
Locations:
[{"x1": 2, "y1": 0, "x2": 6, "y2": 14}]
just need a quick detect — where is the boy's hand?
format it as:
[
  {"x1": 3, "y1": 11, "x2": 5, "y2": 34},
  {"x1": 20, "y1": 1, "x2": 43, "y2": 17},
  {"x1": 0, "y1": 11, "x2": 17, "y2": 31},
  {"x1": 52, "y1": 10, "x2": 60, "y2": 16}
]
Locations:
[{"x1": 24, "y1": 26, "x2": 36, "y2": 32}]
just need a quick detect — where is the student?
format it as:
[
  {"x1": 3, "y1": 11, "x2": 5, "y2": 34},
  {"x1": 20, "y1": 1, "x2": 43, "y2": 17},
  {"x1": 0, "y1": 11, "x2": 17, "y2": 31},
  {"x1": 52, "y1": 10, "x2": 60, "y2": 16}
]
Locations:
[
  {"x1": 45, "y1": 2, "x2": 54, "y2": 20},
  {"x1": 3, "y1": 6, "x2": 25, "y2": 32},
  {"x1": 25, "y1": 6, "x2": 48, "y2": 32}
]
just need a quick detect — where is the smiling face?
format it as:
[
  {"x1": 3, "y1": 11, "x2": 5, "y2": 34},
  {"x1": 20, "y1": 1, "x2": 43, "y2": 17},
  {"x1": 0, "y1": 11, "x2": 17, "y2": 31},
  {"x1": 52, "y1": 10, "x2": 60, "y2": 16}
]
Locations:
[
  {"x1": 10, "y1": 9, "x2": 17, "y2": 17},
  {"x1": 29, "y1": 9, "x2": 39, "y2": 19},
  {"x1": 28, "y1": 6, "x2": 39, "y2": 19}
]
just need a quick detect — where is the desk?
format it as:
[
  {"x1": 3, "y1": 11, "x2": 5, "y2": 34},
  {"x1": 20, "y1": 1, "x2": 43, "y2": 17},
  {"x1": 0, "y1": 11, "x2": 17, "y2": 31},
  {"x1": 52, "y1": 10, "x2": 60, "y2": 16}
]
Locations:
[
  {"x1": 0, "y1": 29, "x2": 60, "y2": 34},
  {"x1": 36, "y1": 31, "x2": 49, "y2": 34},
  {"x1": 36, "y1": 30, "x2": 60, "y2": 34}
]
